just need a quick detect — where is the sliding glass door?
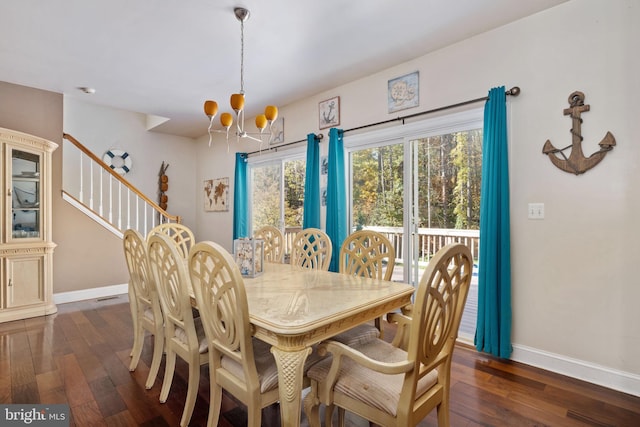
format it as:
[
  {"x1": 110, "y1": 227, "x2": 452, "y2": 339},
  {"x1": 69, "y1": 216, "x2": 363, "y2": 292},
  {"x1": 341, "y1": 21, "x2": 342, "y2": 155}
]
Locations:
[{"x1": 346, "y1": 110, "x2": 482, "y2": 339}]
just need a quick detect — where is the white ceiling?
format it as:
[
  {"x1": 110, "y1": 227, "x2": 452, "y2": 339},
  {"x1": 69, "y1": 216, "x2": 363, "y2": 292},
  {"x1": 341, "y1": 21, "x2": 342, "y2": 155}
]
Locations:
[{"x1": 1, "y1": 0, "x2": 567, "y2": 138}]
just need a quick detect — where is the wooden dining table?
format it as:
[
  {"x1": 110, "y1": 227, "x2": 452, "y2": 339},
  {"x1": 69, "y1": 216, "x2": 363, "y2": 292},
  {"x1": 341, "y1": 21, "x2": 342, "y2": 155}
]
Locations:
[{"x1": 238, "y1": 262, "x2": 415, "y2": 426}]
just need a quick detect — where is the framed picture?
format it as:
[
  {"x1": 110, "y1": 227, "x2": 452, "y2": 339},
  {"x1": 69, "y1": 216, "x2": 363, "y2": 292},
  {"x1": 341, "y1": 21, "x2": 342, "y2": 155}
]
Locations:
[
  {"x1": 203, "y1": 177, "x2": 229, "y2": 212},
  {"x1": 270, "y1": 117, "x2": 285, "y2": 146},
  {"x1": 388, "y1": 71, "x2": 419, "y2": 113},
  {"x1": 319, "y1": 96, "x2": 340, "y2": 129}
]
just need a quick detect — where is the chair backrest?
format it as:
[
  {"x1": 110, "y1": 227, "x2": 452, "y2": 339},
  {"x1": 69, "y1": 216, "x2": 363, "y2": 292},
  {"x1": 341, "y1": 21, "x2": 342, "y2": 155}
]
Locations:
[
  {"x1": 188, "y1": 241, "x2": 261, "y2": 389},
  {"x1": 123, "y1": 229, "x2": 155, "y2": 304},
  {"x1": 148, "y1": 222, "x2": 195, "y2": 259},
  {"x1": 401, "y1": 242, "x2": 472, "y2": 410},
  {"x1": 254, "y1": 225, "x2": 284, "y2": 263},
  {"x1": 339, "y1": 229, "x2": 396, "y2": 280},
  {"x1": 290, "y1": 228, "x2": 332, "y2": 271},
  {"x1": 147, "y1": 232, "x2": 198, "y2": 346}
]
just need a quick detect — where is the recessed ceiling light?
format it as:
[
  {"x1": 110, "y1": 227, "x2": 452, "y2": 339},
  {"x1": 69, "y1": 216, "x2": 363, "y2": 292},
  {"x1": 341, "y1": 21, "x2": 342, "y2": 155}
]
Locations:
[{"x1": 78, "y1": 87, "x2": 96, "y2": 94}]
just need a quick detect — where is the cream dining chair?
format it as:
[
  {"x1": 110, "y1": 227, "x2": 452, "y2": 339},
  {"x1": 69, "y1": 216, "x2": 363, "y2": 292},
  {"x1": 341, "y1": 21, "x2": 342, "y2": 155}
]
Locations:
[
  {"x1": 188, "y1": 240, "x2": 283, "y2": 427},
  {"x1": 254, "y1": 225, "x2": 285, "y2": 263},
  {"x1": 290, "y1": 228, "x2": 332, "y2": 271},
  {"x1": 147, "y1": 232, "x2": 208, "y2": 427},
  {"x1": 304, "y1": 243, "x2": 473, "y2": 427},
  {"x1": 148, "y1": 222, "x2": 195, "y2": 259},
  {"x1": 123, "y1": 229, "x2": 164, "y2": 390},
  {"x1": 332, "y1": 229, "x2": 397, "y2": 346}
]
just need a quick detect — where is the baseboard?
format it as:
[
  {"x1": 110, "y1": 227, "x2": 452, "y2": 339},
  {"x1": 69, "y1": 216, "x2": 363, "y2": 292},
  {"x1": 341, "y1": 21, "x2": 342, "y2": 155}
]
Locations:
[
  {"x1": 53, "y1": 283, "x2": 128, "y2": 305},
  {"x1": 512, "y1": 343, "x2": 640, "y2": 397}
]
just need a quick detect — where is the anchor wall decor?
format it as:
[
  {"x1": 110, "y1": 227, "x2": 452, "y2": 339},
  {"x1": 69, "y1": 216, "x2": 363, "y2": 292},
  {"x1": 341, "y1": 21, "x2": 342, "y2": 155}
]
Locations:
[{"x1": 542, "y1": 91, "x2": 615, "y2": 175}]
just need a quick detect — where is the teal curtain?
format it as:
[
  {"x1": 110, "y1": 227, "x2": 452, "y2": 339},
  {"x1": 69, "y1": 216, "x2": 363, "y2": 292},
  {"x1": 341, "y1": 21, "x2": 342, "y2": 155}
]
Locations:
[
  {"x1": 303, "y1": 133, "x2": 321, "y2": 229},
  {"x1": 326, "y1": 128, "x2": 347, "y2": 272},
  {"x1": 233, "y1": 152, "x2": 248, "y2": 240},
  {"x1": 475, "y1": 86, "x2": 512, "y2": 358}
]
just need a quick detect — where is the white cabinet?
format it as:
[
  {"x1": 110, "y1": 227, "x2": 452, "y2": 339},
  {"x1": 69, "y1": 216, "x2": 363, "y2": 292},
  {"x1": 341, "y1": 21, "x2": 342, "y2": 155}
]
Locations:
[{"x1": 0, "y1": 127, "x2": 57, "y2": 322}]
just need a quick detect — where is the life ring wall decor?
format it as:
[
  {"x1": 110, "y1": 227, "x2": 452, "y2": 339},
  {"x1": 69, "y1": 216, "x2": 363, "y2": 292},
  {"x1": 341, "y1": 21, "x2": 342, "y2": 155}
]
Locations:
[{"x1": 103, "y1": 149, "x2": 132, "y2": 175}]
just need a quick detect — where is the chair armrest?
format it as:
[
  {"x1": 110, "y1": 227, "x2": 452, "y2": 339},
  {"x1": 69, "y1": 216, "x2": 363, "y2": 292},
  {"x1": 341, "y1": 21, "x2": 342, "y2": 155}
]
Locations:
[
  {"x1": 387, "y1": 312, "x2": 412, "y2": 350},
  {"x1": 318, "y1": 340, "x2": 413, "y2": 387}
]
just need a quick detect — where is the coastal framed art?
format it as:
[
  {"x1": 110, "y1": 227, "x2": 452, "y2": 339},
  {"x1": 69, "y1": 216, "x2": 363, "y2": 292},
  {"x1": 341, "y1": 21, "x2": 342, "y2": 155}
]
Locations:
[
  {"x1": 203, "y1": 177, "x2": 229, "y2": 212},
  {"x1": 319, "y1": 96, "x2": 340, "y2": 129},
  {"x1": 270, "y1": 117, "x2": 285, "y2": 146},
  {"x1": 388, "y1": 71, "x2": 419, "y2": 113}
]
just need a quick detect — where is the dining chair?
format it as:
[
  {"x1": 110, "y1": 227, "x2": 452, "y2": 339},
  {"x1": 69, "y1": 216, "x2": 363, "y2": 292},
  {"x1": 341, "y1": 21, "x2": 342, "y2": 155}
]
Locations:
[
  {"x1": 123, "y1": 229, "x2": 164, "y2": 390},
  {"x1": 332, "y1": 229, "x2": 397, "y2": 346},
  {"x1": 254, "y1": 225, "x2": 285, "y2": 263},
  {"x1": 187, "y1": 240, "x2": 282, "y2": 427},
  {"x1": 303, "y1": 243, "x2": 473, "y2": 427},
  {"x1": 148, "y1": 222, "x2": 195, "y2": 259},
  {"x1": 147, "y1": 232, "x2": 208, "y2": 427},
  {"x1": 290, "y1": 228, "x2": 332, "y2": 271}
]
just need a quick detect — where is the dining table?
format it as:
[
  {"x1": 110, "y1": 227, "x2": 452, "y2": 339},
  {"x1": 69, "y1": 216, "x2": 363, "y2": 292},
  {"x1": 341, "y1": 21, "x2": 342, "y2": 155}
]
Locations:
[{"x1": 236, "y1": 262, "x2": 415, "y2": 427}]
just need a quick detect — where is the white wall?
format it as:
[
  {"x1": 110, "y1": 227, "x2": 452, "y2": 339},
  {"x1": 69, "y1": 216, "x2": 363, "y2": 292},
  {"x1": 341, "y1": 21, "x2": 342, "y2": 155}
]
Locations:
[
  {"x1": 63, "y1": 99, "x2": 198, "y2": 229},
  {"x1": 195, "y1": 0, "x2": 640, "y2": 394}
]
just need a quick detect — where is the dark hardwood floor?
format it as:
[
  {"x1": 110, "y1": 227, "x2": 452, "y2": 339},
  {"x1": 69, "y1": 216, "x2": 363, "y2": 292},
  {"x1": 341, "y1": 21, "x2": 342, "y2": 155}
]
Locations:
[{"x1": 1, "y1": 296, "x2": 639, "y2": 426}]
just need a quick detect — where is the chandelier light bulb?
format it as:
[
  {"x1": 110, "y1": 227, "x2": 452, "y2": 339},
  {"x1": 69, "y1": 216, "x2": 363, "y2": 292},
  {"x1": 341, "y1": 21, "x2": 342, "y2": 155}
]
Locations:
[
  {"x1": 230, "y1": 93, "x2": 245, "y2": 113},
  {"x1": 264, "y1": 105, "x2": 278, "y2": 122},
  {"x1": 255, "y1": 114, "x2": 267, "y2": 130},
  {"x1": 204, "y1": 100, "x2": 218, "y2": 118},
  {"x1": 220, "y1": 112, "x2": 233, "y2": 128}
]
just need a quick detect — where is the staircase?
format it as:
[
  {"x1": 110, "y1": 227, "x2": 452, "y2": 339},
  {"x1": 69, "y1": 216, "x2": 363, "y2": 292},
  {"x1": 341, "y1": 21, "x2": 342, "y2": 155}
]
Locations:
[{"x1": 61, "y1": 133, "x2": 181, "y2": 238}]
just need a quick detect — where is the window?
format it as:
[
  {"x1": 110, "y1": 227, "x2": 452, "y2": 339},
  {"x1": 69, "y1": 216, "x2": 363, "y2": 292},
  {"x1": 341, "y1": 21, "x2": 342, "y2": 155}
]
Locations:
[{"x1": 249, "y1": 150, "x2": 306, "y2": 260}]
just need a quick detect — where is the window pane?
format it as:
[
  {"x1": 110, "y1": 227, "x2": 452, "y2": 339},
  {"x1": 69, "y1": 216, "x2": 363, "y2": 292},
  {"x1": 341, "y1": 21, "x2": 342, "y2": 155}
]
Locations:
[
  {"x1": 414, "y1": 129, "x2": 481, "y2": 340},
  {"x1": 351, "y1": 144, "x2": 404, "y2": 229},
  {"x1": 283, "y1": 159, "x2": 305, "y2": 228},
  {"x1": 252, "y1": 164, "x2": 281, "y2": 229}
]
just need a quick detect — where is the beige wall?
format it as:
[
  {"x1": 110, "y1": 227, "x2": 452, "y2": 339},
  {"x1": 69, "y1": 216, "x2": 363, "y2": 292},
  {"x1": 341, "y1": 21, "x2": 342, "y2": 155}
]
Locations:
[
  {"x1": 0, "y1": 82, "x2": 128, "y2": 294},
  {"x1": 195, "y1": 0, "x2": 640, "y2": 393}
]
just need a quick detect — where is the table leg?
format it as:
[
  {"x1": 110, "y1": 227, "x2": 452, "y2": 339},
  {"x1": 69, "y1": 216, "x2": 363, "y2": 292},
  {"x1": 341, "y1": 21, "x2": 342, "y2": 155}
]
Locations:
[{"x1": 270, "y1": 345, "x2": 312, "y2": 427}]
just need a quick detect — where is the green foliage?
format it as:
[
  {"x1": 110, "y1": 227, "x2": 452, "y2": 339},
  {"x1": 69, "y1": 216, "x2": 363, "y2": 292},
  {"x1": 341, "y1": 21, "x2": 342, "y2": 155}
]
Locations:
[
  {"x1": 352, "y1": 129, "x2": 482, "y2": 230},
  {"x1": 251, "y1": 159, "x2": 306, "y2": 232}
]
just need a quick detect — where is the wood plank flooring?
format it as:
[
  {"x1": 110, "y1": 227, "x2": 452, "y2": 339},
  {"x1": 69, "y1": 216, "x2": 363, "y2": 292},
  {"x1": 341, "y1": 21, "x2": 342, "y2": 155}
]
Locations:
[{"x1": 1, "y1": 295, "x2": 639, "y2": 426}]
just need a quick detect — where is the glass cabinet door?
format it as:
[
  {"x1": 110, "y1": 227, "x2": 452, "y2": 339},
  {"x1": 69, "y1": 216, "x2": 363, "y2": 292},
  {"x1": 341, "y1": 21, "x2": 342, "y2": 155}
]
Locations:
[{"x1": 10, "y1": 148, "x2": 41, "y2": 240}]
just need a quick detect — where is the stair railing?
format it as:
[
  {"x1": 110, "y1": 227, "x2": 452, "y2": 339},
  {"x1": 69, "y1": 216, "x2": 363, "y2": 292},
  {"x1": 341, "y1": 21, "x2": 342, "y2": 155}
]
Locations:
[{"x1": 62, "y1": 133, "x2": 181, "y2": 238}]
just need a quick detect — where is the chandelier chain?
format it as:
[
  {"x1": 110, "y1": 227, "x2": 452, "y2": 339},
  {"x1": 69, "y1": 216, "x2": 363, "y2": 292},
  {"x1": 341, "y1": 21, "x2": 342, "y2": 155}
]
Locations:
[{"x1": 240, "y1": 18, "x2": 245, "y2": 95}]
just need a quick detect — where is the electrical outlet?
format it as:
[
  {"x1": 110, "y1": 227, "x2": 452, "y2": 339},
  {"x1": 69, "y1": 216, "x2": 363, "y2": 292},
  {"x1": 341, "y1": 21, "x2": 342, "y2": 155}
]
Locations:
[{"x1": 528, "y1": 203, "x2": 544, "y2": 219}]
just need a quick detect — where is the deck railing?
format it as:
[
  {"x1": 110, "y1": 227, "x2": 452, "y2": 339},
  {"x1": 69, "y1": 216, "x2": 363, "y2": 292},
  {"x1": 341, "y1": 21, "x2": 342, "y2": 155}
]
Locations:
[
  {"x1": 281, "y1": 226, "x2": 479, "y2": 262},
  {"x1": 62, "y1": 133, "x2": 181, "y2": 238}
]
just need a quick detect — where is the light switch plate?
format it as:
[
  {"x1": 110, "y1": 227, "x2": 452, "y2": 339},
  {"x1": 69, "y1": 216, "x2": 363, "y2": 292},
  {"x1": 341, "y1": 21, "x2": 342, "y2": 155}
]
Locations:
[{"x1": 528, "y1": 203, "x2": 544, "y2": 219}]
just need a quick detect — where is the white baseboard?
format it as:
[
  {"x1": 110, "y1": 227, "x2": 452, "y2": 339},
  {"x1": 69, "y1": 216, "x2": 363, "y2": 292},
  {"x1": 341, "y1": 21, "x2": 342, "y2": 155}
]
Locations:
[
  {"x1": 53, "y1": 283, "x2": 128, "y2": 305},
  {"x1": 512, "y1": 343, "x2": 640, "y2": 397}
]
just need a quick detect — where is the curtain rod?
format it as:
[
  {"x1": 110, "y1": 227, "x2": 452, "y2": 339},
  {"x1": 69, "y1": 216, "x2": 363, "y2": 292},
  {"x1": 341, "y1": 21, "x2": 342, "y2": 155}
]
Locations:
[
  {"x1": 246, "y1": 133, "x2": 323, "y2": 157},
  {"x1": 246, "y1": 86, "x2": 520, "y2": 157}
]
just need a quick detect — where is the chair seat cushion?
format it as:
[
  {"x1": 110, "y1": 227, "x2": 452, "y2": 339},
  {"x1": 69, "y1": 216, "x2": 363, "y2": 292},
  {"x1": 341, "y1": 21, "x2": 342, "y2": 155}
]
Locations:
[
  {"x1": 331, "y1": 323, "x2": 380, "y2": 347},
  {"x1": 307, "y1": 339, "x2": 438, "y2": 417},
  {"x1": 174, "y1": 316, "x2": 208, "y2": 354}
]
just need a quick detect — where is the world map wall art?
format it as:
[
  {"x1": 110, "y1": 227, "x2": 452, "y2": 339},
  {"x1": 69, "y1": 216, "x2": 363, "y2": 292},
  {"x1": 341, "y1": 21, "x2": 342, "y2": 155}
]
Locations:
[{"x1": 203, "y1": 177, "x2": 229, "y2": 212}]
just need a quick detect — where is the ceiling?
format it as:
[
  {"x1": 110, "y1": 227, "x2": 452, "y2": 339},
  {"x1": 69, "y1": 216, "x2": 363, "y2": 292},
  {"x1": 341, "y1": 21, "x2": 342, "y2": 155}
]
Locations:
[{"x1": 1, "y1": 0, "x2": 567, "y2": 138}]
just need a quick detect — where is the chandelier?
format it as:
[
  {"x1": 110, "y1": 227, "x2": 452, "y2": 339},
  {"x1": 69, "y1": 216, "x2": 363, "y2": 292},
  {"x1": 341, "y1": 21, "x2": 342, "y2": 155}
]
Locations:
[{"x1": 203, "y1": 7, "x2": 278, "y2": 148}]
